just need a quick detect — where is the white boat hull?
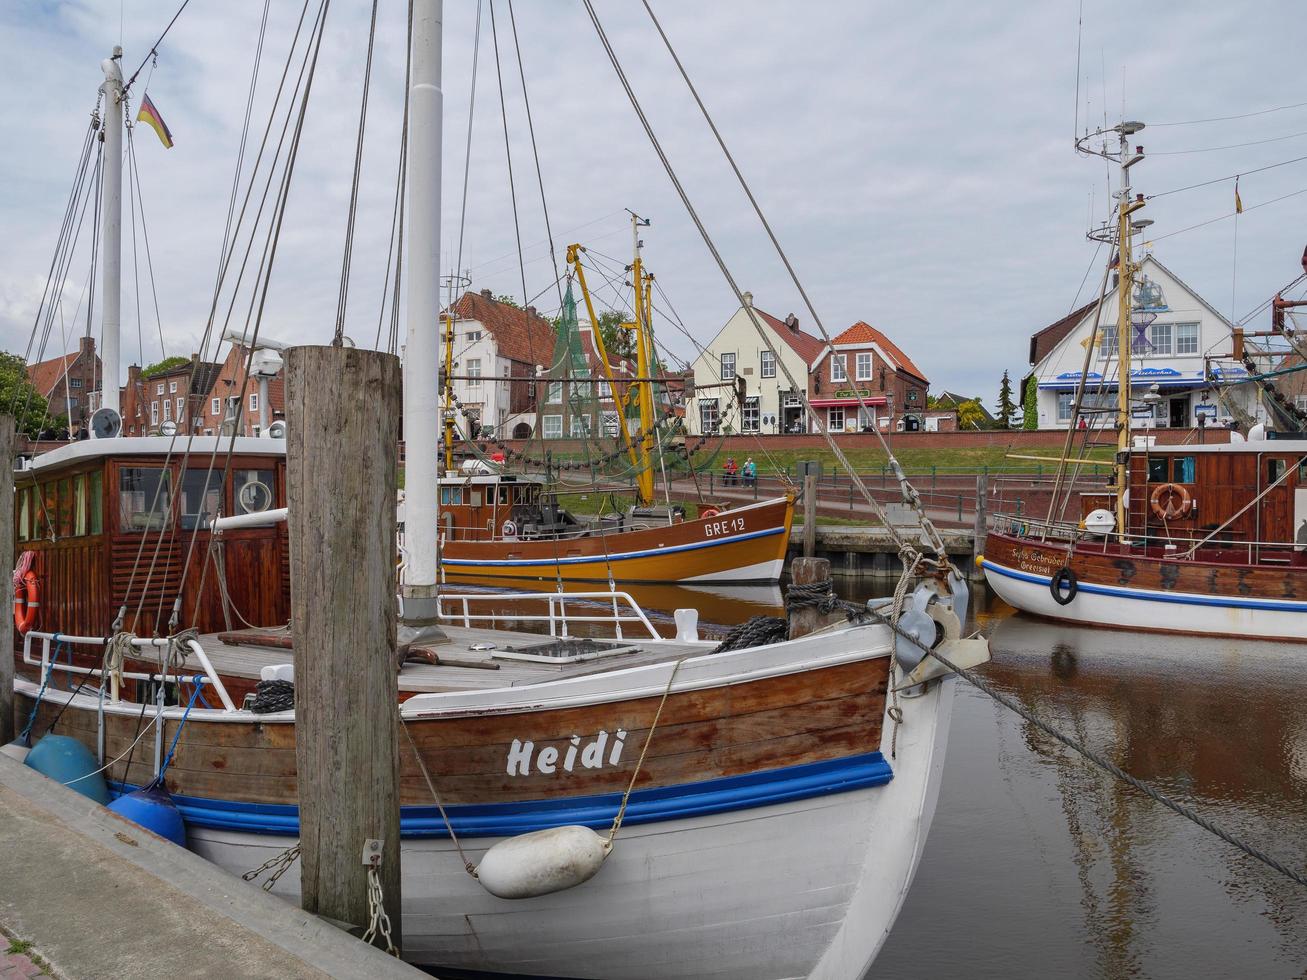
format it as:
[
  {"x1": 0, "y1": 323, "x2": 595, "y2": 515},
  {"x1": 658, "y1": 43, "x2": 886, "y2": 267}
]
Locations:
[
  {"x1": 190, "y1": 676, "x2": 955, "y2": 980},
  {"x1": 982, "y1": 558, "x2": 1307, "y2": 641}
]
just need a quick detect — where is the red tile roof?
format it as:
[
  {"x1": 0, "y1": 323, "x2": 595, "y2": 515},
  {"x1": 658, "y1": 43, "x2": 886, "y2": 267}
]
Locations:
[
  {"x1": 830, "y1": 321, "x2": 929, "y2": 384},
  {"x1": 1029, "y1": 300, "x2": 1096, "y2": 366},
  {"x1": 450, "y1": 291, "x2": 558, "y2": 367},
  {"x1": 749, "y1": 308, "x2": 827, "y2": 365},
  {"x1": 26, "y1": 351, "x2": 82, "y2": 397}
]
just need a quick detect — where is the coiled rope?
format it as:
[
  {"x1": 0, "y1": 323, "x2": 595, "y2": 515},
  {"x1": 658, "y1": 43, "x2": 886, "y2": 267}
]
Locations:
[{"x1": 250, "y1": 679, "x2": 294, "y2": 714}]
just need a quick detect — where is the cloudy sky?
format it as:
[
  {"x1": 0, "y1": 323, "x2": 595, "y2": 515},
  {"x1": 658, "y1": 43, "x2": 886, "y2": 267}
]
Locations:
[{"x1": 4, "y1": 1, "x2": 1307, "y2": 408}]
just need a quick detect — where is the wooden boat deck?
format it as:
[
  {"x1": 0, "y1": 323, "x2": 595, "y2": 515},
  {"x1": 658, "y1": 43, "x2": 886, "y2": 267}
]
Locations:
[{"x1": 181, "y1": 626, "x2": 707, "y2": 697}]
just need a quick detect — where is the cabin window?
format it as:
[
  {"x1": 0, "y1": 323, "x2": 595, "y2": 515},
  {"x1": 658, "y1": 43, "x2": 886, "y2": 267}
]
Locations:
[
  {"x1": 439, "y1": 486, "x2": 463, "y2": 506},
  {"x1": 234, "y1": 469, "x2": 275, "y2": 514},
  {"x1": 1299, "y1": 459, "x2": 1307, "y2": 482},
  {"x1": 1171, "y1": 456, "x2": 1196, "y2": 483},
  {"x1": 1268, "y1": 459, "x2": 1288, "y2": 485},
  {"x1": 74, "y1": 475, "x2": 88, "y2": 536},
  {"x1": 119, "y1": 468, "x2": 172, "y2": 532},
  {"x1": 180, "y1": 469, "x2": 224, "y2": 529},
  {"x1": 497, "y1": 486, "x2": 513, "y2": 505},
  {"x1": 88, "y1": 471, "x2": 103, "y2": 534},
  {"x1": 17, "y1": 487, "x2": 30, "y2": 542},
  {"x1": 56, "y1": 479, "x2": 74, "y2": 537},
  {"x1": 1147, "y1": 457, "x2": 1168, "y2": 483}
]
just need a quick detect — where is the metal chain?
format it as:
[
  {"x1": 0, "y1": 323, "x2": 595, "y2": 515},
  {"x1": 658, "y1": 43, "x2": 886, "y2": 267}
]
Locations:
[
  {"x1": 242, "y1": 842, "x2": 301, "y2": 892},
  {"x1": 362, "y1": 865, "x2": 398, "y2": 956}
]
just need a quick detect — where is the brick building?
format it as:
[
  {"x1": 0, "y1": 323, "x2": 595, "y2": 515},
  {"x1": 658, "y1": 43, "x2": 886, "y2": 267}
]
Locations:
[
  {"x1": 807, "y1": 322, "x2": 930, "y2": 432},
  {"x1": 118, "y1": 345, "x2": 284, "y2": 437},
  {"x1": 25, "y1": 336, "x2": 101, "y2": 432}
]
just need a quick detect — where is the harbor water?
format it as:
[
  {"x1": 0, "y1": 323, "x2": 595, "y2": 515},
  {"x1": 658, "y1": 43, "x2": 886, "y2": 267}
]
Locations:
[{"x1": 449, "y1": 575, "x2": 1307, "y2": 979}]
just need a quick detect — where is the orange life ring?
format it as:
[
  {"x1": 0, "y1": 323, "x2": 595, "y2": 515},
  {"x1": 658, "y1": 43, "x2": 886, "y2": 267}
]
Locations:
[
  {"x1": 13, "y1": 571, "x2": 39, "y2": 635},
  {"x1": 700, "y1": 507, "x2": 720, "y2": 520},
  {"x1": 1149, "y1": 482, "x2": 1192, "y2": 521}
]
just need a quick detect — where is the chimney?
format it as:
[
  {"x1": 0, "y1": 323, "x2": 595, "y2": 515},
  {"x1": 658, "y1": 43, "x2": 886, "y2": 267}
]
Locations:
[
  {"x1": 480, "y1": 288, "x2": 494, "y2": 300},
  {"x1": 526, "y1": 306, "x2": 537, "y2": 317},
  {"x1": 741, "y1": 291, "x2": 753, "y2": 308},
  {"x1": 79, "y1": 335, "x2": 96, "y2": 357},
  {"x1": 784, "y1": 313, "x2": 799, "y2": 331}
]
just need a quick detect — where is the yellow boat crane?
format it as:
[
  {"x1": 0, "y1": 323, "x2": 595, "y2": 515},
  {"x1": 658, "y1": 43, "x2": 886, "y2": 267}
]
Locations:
[{"x1": 566, "y1": 212, "x2": 661, "y2": 507}]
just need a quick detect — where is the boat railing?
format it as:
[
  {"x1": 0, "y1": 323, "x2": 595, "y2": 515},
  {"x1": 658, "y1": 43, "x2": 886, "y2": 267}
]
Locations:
[
  {"x1": 436, "y1": 590, "x2": 662, "y2": 641},
  {"x1": 991, "y1": 512, "x2": 1306, "y2": 564},
  {"x1": 21, "y1": 631, "x2": 238, "y2": 712}
]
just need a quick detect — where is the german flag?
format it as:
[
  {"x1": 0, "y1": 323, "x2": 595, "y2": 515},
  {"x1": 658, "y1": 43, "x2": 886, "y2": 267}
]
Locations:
[{"x1": 136, "y1": 94, "x2": 174, "y2": 149}]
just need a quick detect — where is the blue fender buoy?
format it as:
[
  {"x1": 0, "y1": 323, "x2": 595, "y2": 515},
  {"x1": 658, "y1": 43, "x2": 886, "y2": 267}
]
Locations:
[
  {"x1": 24, "y1": 735, "x2": 109, "y2": 804},
  {"x1": 108, "y1": 782, "x2": 187, "y2": 847}
]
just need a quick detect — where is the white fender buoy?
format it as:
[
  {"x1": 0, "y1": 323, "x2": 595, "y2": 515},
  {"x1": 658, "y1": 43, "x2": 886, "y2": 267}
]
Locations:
[{"x1": 477, "y1": 825, "x2": 609, "y2": 900}]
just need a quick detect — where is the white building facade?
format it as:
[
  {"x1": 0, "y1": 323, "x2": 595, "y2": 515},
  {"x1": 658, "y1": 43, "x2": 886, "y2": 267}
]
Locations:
[
  {"x1": 687, "y1": 298, "x2": 824, "y2": 436},
  {"x1": 1031, "y1": 256, "x2": 1257, "y2": 430}
]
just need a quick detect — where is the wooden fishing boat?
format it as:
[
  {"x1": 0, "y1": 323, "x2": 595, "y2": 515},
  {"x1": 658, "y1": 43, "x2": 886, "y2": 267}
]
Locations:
[
  {"x1": 428, "y1": 470, "x2": 793, "y2": 584},
  {"x1": 981, "y1": 437, "x2": 1307, "y2": 641}
]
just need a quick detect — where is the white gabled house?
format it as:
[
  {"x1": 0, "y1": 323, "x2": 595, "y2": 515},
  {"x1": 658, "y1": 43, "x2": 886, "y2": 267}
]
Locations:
[{"x1": 1028, "y1": 255, "x2": 1258, "y2": 429}]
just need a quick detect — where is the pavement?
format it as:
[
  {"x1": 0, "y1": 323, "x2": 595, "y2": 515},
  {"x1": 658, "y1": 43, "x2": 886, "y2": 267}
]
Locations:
[{"x1": 0, "y1": 756, "x2": 426, "y2": 979}]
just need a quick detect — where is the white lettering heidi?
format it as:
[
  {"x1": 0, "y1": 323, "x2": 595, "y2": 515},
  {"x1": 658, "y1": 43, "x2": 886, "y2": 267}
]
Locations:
[{"x1": 506, "y1": 739, "x2": 534, "y2": 776}]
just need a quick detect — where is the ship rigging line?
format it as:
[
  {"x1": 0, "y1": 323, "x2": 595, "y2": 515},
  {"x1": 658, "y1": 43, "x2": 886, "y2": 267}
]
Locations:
[
  {"x1": 123, "y1": 0, "x2": 193, "y2": 93},
  {"x1": 1149, "y1": 186, "x2": 1307, "y2": 244},
  {"x1": 375, "y1": 0, "x2": 413, "y2": 355},
  {"x1": 1151, "y1": 128, "x2": 1307, "y2": 155},
  {"x1": 1151, "y1": 100, "x2": 1307, "y2": 128},
  {"x1": 590, "y1": 0, "x2": 942, "y2": 560},
  {"x1": 1146, "y1": 153, "x2": 1307, "y2": 200}
]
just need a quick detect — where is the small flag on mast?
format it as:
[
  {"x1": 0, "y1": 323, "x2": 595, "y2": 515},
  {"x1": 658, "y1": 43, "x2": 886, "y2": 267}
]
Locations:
[
  {"x1": 1234, "y1": 177, "x2": 1243, "y2": 214},
  {"x1": 136, "y1": 94, "x2": 174, "y2": 149}
]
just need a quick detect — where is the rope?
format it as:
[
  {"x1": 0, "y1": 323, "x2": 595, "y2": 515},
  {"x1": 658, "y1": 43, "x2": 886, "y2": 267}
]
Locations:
[
  {"x1": 711, "y1": 615, "x2": 788, "y2": 653},
  {"x1": 242, "y1": 842, "x2": 301, "y2": 892},
  {"x1": 867, "y1": 609, "x2": 1307, "y2": 891},
  {"x1": 400, "y1": 715, "x2": 479, "y2": 878},
  {"x1": 249, "y1": 679, "x2": 294, "y2": 714},
  {"x1": 156, "y1": 677, "x2": 204, "y2": 780},
  {"x1": 18, "y1": 659, "x2": 56, "y2": 746},
  {"x1": 605, "y1": 659, "x2": 683, "y2": 849}
]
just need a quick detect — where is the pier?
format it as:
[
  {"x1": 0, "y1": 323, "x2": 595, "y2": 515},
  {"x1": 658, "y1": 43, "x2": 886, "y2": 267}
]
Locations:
[{"x1": 0, "y1": 756, "x2": 423, "y2": 980}]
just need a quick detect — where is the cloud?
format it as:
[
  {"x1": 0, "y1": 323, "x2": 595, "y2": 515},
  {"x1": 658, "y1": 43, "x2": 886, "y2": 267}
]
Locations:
[{"x1": 3, "y1": 0, "x2": 1306, "y2": 409}]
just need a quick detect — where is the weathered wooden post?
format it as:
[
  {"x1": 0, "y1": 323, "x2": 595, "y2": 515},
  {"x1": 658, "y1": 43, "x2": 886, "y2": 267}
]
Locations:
[
  {"x1": 0, "y1": 417, "x2": 14, "y2": 745},
  {"x1": 971, "y1": 471, "x2": 988, "y2": 582},
  {"x1": 286, "y1": 346, "x2": 402, "y2": 950},
  {"x1": 789, "y1": 557, "x2": 844, "y2": 639},
  {"x1": 802, "y1": 472, "x2": 817, "y2": 558}
]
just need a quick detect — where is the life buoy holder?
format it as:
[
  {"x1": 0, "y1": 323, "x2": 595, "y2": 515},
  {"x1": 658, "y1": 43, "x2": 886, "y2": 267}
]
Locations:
[
  {"x1": 1150, "y1": 482, "x2": 1192, "y2": 521},
  {"x1": 699, "y1": 507, "x2": 720, "y2": 520},
  {"x1": 502, "y1": 519, "x2": 517, "y2": 537},
  {"x1": 1049, "y1": 566, "x2": 1077, "y2": 606},
  {"x1": 13, "y1": 571, "x2": 39, "y2": 635}
]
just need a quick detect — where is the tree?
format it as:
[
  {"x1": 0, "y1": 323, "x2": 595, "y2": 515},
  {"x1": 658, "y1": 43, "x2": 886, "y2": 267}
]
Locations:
[
  {"x1": 0, "y1": 352, "x2": 69, "y2": 438},
  {"x1": 595, "y1": 310, "x2": 633, "y2": 362},
  {"x1": 956, "y1": 398, "x2": 986, "y2": 430},
  {"x1": 1022, "y1": 377, "x2": 1038, "y2": 429},
  {"x1": 996, "y1": 370, "x2": 1017, "y2": 429},
  {"x1": 141, "y1": 355, "x2": 190, "y2": 378},
  {"x1": 494, "y1": 294, "x2": 521, "y2": 309}
]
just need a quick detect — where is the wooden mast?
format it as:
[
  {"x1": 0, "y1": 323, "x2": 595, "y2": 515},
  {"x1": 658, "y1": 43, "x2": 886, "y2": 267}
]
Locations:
[{"x1": 1113, "y1": 123, "x2": 1146, "y2": 538}]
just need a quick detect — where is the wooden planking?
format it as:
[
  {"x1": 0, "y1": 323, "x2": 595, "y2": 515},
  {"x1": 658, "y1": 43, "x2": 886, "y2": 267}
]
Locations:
[
  {"x1": 286, "y1": 345, "x2": 401, "y2": 941},
  {"x1": 986, "y1": 530, "x2": 1307, "y2": 601},
  {"x1": 0, "y1": 417, "x2": 12, "y2": 743},
  {"x1": 16, "y1": 655, "x2": 889, "y2": 808}
]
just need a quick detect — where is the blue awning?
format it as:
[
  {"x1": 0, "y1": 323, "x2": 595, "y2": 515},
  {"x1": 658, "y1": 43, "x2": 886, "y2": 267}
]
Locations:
[{"x1": 1037, "y1": 365, "x2": 1231, "y2": 391}]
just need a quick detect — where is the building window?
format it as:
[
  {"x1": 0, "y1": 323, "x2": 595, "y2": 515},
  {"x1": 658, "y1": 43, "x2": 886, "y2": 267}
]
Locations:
[
  {"x1": 211, "y1": 397, "x2": 221, "y2": 415},
  {"x1": 162, "y1": 399, "x2": 172, "y2": 421},
  {"x1": 720, "y1": 352, "x2": 736, "y2": 380},
  {"x1": 1297, "y1": 394, "x2": 1307, "y2": 412},
  {"x1": 1176, "y1": 322, "x2": 1199, "y2": 355},
  {"x1": 70, "y1": 377, "x2": 82, "y2": 389},
  {"x1": 828, "y1": 406, "x2": 845, "y2": 431},
  {"x1": 151, "y1": 402, "x2": 159, "y2": 425},
  {"x1": 570, "y1": 415, "x2": 592, "y2": 438},
  {"x1": 1057, "y1": 391, "x2": 1074, "y2": 422},
  {"x1": 68, "y1": 395, "x2": 78, "y2": 407},
  {"x1": 467, "y1": 358, "x2": 482, "y2": 388},
  {"x1": 156, "y1": 383, "x2": 164, "y2": 395},
  {"x1": 742, "y1": 396, "x2": 760, "y2": 433},
  {"x1": 176, "y1": 397, "x2": 185, "y2": 420},
  {"x1": 1149, "y1": 322, "x2": 1172, "y2": 356},
  {"x1": 169, "y1": 381, "x2": 178, "y2": 394},
  {"x1": 467, "y1": 330, "x2": 481, "y2": 342},
  {"x1": 760, "y1": 350, "x2": 775, "y2": 378},
  {"x1": 596, "y1": 378, "x2": 611, "y2": 399},
  {"x1": 602, "y1": 411, "x2": 620, "y2": 437},
  {"x1": 855, "y1": 352, "x2": 873, "y2": 381},
  {"x1": 249, "y1": 392, "x2": 259, "y2": 413},
  {"x1": 542, "y1": 415, "x2": 562, "y2": 439},
  {"x1": 830, "y1": 355, "x2": 847, "y2": 382},
  {"x1": 699, "y1": 397, "x2": 720, "y2": 433},
  {"x1": 546, "y1": 380, "x2": 562, "y2": 403},
  {"x1": 1099, "y1": 330, "x2": 1119, "y2": 357}
]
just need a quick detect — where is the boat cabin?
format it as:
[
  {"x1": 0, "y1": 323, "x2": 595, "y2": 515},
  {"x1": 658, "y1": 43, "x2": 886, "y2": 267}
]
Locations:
[
  {"x1": 1080, "y1": 439, "x2": 1307, "y2": 561},
  {"x1": 14, "y1": 437, "x2": 290, "y2": 639},
  {"x1": 435, "y1": 472, "x2": 582, "y2": 543}
]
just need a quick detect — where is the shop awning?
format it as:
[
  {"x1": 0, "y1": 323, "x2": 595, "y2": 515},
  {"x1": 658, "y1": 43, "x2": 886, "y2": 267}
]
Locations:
[{"x1": 808, "y1": 396, "x2": 887, "y2": 408}]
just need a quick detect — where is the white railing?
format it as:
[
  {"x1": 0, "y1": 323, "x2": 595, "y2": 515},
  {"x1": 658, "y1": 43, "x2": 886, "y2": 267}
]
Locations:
[
  {"x1": 22, "y1": 631, "x2": 238, "y2": 712},
  {"x1": 436, "y1": 590, "x2": 662, "y2": 641}
]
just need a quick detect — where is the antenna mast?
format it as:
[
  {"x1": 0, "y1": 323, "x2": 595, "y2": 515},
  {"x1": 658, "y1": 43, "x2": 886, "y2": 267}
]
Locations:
[{"x1": 99, "y1": 46, "x2": 125, "y2": 416}]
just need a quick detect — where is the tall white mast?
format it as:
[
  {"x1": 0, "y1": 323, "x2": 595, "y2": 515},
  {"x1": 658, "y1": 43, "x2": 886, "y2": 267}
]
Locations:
[
  {"x1": 99, "y1": 46, "x2": 124, "y2": 416},
  {"x1": 402, "y1": 0, "x2": 443, "y2": 612}
]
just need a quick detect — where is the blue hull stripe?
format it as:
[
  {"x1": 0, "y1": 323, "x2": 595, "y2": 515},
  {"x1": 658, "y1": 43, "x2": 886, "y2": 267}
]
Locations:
[
  {"x1": 982, "y1": 559, "x2": 1307, "y2": 613},
  {"x1": 441, "y1": 525, "x2": 784, "y2": 567},
  {"x1": 117, "y1": 751, "x2": 892, "y2": 838}
]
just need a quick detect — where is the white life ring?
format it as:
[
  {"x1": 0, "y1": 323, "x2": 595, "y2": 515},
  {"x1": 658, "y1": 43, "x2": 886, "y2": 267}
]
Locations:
[{"x1": 502, "y1": 519, "x2": 517, "y2": 537}]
